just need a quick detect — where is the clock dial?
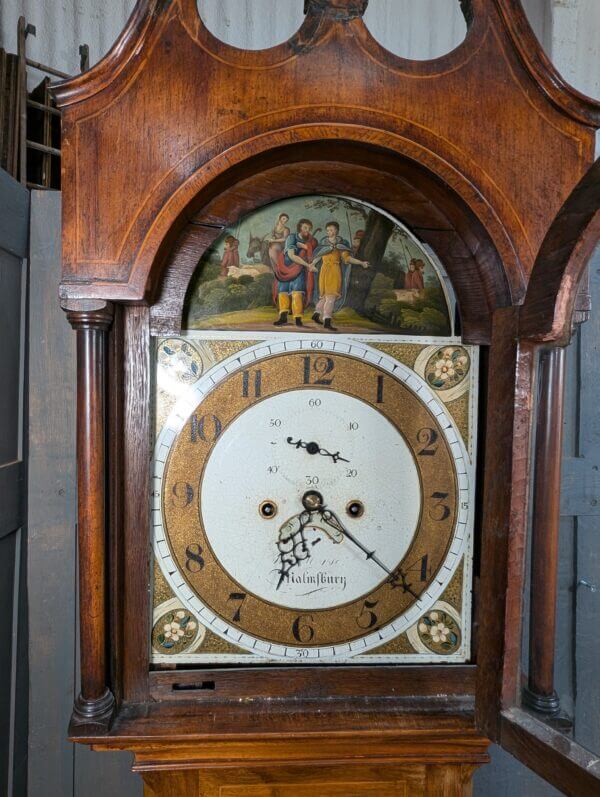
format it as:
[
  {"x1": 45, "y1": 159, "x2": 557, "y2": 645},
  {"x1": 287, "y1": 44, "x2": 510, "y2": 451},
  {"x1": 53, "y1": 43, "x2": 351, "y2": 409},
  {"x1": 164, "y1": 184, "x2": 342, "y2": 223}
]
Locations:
[{"x1": 153, "y1": 338, "x2": 470, "y2": 660}]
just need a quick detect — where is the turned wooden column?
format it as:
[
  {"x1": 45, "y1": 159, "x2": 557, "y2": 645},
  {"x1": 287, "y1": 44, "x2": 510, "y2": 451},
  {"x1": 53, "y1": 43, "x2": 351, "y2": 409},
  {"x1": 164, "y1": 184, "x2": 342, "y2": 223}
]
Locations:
[
  {"x1": 523, "y1": 346, "x2": 566, "y2": 716},
  {"x1": 64, "y1": 299, "x2": 115, "y2": 722}
]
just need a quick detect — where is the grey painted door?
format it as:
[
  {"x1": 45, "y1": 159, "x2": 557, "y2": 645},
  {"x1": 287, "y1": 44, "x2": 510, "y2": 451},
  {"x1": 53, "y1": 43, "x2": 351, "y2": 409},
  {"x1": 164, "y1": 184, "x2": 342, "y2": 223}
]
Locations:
[{"x1": 0, "y1": 168, "x2": 29, "y2": 796}]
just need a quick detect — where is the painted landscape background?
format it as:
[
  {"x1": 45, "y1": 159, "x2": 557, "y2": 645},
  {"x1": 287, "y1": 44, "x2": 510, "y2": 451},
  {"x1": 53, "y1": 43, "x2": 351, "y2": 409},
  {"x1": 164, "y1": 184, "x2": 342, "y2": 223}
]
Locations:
[{"x1": 183, "y1": 195, "x2": 452, "y2": 335}]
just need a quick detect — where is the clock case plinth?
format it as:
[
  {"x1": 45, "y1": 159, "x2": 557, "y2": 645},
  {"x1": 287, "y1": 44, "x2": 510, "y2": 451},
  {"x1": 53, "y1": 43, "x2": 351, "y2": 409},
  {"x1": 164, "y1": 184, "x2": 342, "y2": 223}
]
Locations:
[{"x1": 53, "y1": 0, "x2": 600, "y2": 793}]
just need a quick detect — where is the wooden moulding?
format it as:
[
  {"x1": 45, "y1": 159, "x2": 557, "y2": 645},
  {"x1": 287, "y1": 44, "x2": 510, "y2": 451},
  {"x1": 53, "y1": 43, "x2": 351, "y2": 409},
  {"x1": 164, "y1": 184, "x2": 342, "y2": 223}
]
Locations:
[{"x1": 76, "y1": 699, "x2": 490, "y2": 783}]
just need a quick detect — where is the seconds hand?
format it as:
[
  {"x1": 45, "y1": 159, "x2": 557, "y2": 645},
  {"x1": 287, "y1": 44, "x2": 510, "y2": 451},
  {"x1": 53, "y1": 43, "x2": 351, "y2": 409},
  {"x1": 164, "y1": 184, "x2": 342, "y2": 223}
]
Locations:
[{"x1": 301, "y1": 491, "x2": 419, "y2": 599}]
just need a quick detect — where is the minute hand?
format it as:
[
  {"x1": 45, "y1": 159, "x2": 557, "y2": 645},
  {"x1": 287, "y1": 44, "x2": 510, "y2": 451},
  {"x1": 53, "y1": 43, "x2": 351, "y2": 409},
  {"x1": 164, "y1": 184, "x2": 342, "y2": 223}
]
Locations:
[
  {"x1": 319, "y1": 508, "x2": 418, "y2": 599},
  {"x1": 320, "y1": 509, "x2": 388, "y2": 571}
]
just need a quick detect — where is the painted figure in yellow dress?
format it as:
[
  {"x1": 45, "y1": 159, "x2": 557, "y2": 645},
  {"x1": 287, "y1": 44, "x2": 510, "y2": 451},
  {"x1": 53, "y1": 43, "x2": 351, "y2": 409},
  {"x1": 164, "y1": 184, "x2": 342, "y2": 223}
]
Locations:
[{"x1": 311, "y1": 221, "x2": 369, "y2": 330}]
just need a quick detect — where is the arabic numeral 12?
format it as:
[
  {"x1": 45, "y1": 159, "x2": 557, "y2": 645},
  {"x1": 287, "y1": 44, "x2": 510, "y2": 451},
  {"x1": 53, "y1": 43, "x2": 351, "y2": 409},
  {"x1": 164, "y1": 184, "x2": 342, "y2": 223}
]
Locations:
[{"x1": 303, "y1": 355, "x2": 334, "y2": 385}]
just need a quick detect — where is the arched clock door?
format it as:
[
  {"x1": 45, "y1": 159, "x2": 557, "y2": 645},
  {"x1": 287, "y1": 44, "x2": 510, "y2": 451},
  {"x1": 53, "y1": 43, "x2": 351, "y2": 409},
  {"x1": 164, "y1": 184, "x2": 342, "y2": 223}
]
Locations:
[{"x1": 53, "y1": 1, "x2": 600, "y2": 795}]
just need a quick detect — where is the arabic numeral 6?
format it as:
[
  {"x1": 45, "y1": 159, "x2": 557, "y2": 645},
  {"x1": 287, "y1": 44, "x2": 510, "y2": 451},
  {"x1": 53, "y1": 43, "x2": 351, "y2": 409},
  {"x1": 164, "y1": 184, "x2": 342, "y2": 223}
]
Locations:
[
  {"x1": 310, "y1": 340, "x2": 324, "y2": 349},
  {"x1": 308, "y1": 398, "x2": 321, "y2": 408},
  {"x1": 292, "y1": 614, "x2": 315, "y2": 643}
]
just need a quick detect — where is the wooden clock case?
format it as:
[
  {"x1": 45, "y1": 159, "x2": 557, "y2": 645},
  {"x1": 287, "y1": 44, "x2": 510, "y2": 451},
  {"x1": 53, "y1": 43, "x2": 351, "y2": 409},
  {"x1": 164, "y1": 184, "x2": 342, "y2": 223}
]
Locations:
[{"x1": 53, "y1": 0, "x2": 600, "y2": 794}]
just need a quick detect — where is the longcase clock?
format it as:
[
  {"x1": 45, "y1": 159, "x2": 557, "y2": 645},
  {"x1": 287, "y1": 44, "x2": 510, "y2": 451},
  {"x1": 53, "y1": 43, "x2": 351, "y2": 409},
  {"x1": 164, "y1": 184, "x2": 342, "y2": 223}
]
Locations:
[{"x1": 53, "y1": 1, "x2": 600, "y2": 795}]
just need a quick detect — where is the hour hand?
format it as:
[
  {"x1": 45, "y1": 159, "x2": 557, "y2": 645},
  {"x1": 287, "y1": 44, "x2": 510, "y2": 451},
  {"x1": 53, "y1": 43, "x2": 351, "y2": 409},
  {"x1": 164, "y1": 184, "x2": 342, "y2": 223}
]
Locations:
[{"x1": 286, "y1": 437, "x2": 349, "y2": 464}]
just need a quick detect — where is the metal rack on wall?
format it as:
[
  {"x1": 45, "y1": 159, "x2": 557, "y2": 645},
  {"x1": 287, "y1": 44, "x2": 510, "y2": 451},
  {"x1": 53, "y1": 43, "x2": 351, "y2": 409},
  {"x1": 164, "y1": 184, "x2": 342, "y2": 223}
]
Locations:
[{"x1": 0, "y1": 16, "x2": 88, "y2": 189}]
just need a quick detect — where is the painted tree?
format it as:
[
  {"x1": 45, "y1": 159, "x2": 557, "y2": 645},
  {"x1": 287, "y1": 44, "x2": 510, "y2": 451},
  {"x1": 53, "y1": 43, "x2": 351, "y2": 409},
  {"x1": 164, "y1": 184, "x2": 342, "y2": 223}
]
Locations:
[{"x1": 346, "y1": 210, "x2": 395, "y2": 314}]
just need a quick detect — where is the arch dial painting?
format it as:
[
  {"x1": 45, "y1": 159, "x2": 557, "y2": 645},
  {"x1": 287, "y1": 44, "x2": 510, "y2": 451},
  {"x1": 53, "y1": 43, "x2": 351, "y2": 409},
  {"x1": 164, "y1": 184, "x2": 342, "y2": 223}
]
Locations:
[{"x1": 150, "y1": 196, "x2": 477, "y2": 665}]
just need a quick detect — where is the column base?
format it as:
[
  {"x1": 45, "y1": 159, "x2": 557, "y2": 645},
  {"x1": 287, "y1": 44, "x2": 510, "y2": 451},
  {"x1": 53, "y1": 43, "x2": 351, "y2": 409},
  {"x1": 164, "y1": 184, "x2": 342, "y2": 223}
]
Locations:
[
  {"x1": 72, "y1": 688, "x2": 115, "y2": 724},
  {"x1": 522, "y1": 686, "x2": 560, "y2": 715}
]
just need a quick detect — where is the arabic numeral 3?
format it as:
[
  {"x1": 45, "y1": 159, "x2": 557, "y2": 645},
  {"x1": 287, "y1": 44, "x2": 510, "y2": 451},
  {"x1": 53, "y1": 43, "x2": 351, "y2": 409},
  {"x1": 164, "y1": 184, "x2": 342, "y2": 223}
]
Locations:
[
  {"x1": 306, "y1": 475, "x2": 319, "y2": 486},
  {"x1": 295, "y1": 648, "x2": 310, "y2": 658},
  {"x1": 429, "y1": 492, "x2": 451, "y2": 521}
]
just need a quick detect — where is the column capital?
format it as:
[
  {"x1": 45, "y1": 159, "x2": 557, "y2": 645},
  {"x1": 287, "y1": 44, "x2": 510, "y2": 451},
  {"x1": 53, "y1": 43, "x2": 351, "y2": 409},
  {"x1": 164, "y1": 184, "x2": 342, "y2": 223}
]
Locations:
[{"x1": 61, "y1": 299, "x2": 114, "y2": 331}]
